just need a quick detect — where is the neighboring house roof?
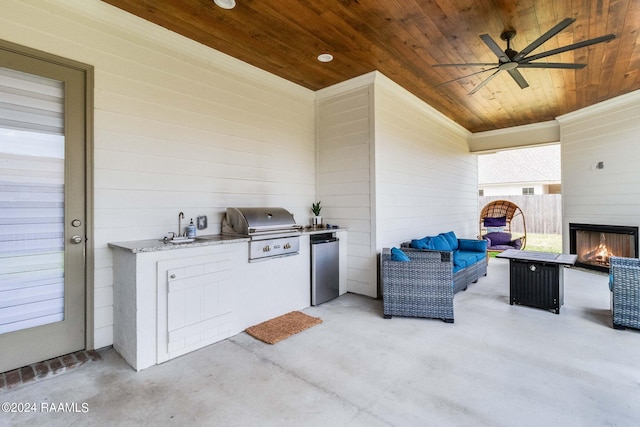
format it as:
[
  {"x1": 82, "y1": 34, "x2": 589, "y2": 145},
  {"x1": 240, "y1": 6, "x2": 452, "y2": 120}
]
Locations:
[{"x1": 478, "y1": 145, "x2": 561, "y2": 185}]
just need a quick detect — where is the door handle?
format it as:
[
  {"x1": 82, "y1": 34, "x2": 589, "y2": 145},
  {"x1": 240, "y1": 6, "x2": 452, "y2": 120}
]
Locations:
[{"x1": 71, "y1": 235, "x2": 84, "y2": 244}]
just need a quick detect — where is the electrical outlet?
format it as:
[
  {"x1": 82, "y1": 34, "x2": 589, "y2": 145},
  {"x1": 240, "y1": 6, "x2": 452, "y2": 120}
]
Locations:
[{"x1": 196, "y1": 215, "x2": 208, "y2": 230}]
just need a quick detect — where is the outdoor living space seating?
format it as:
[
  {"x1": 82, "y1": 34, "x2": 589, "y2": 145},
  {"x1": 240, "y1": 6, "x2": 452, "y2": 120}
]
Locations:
[
  {"x1": 480, "y1": 199, "x2": 527, "y2": 256},
  {"x1": 380, "y1": 231, "x2": 487, "y2": 323},
  {"x1": 3, "y1": 256, "x2": 638, "y2": 426},
  {"x1": 609, "y1": 256, "x2": 640, "y2": 330}
]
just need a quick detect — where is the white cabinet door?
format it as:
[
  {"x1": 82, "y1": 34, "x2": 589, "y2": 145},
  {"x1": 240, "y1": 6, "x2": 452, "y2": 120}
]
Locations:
[{"x1": 157, "y1": 250, "x2": 235, "y2": 364}]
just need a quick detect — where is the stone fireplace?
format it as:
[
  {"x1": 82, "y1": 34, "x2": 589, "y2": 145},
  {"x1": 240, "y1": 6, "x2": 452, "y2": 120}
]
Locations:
[{"x1": 569, "y1": 223, "x2": 639, "y2": 272}]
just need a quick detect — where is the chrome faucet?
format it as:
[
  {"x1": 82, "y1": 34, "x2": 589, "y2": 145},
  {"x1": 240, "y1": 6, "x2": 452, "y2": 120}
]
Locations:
[{"x1": 178, "y1": 212, "x2": 184, "y2": 236}]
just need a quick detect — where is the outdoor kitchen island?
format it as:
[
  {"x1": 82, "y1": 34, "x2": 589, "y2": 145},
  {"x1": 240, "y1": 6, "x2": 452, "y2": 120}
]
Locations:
[{"x1": 109, "y1": 229, "x2": 347, "y2": 371}]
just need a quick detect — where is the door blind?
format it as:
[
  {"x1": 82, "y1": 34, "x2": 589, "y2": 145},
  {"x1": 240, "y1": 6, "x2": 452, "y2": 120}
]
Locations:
[{"x1": 0, "y1": 66, "x2": 65, "y2": 334}]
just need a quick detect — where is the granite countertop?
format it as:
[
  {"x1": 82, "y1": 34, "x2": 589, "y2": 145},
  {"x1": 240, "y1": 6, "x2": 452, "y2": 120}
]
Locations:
[
  {"x1": 109, "y1": 228, "x2": 346, "y2": 254},
  {"x1": 302, "y1": 226, "x2": 345, "y2": 234},
  {"x1": 108, "y1": 234, "x2": 249, "y2": 254}
]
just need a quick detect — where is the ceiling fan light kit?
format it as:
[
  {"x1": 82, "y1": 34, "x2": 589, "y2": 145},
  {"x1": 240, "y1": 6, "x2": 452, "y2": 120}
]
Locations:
[{"x1": 434, "y1": 17, "x2": 616, "y2": 94}]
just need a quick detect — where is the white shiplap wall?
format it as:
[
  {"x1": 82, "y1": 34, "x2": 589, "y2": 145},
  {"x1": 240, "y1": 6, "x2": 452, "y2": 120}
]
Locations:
[
  {"x1": 316, "y1": 83, "x2": 375, "y2": 296},
  {"x1": 374, "y1": 75, "x2": 476, "y2": 248},
  {"x1": 2, "y1": 0, "x2": 316, "y2": 348},
  {"x1": 315, "y1": 73, "x2": 477, "y2": 297},
  {"x1": 558, "y1": 90, "x2": 640, "y2": 251}
]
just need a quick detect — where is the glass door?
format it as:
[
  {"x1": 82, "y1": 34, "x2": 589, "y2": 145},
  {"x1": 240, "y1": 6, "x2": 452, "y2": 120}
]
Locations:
[{"x1": 0, "y1": 47, "x2": 87, "y2": 373}]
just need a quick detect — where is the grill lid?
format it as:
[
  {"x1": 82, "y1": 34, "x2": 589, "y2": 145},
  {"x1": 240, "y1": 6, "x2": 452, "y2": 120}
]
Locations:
[{"x1": 222, "y1": 207, "x2": 300, "y2": 236}]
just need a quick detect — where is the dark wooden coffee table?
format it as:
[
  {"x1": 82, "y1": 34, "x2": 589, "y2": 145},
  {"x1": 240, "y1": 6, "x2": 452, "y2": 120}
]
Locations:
[{"x1": 496, "y1": 249, "x2": 577, "y2": 314}]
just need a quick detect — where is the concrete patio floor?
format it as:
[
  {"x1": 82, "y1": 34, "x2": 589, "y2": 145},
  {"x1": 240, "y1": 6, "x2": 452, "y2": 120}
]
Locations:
[{"x1": 2, "y1": 258, "x2": 639, "y2": 426}]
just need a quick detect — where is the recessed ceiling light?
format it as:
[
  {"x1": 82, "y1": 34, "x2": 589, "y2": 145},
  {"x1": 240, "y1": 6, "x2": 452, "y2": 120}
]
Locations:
[
  {"x1": 317, "y1": 53, "x2": 334, "y2": 63},
  {"x1": 214, "y1": 0, "x2": 236, "y2": 9}
]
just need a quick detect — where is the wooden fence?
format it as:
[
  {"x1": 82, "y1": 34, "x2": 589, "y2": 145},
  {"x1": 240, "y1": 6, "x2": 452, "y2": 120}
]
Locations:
[{"x1": 479, "y1": 194, "x2": 562, "y2": 235}]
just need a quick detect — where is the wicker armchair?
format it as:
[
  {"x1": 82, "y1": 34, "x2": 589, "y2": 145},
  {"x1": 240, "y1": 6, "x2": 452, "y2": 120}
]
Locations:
[
  {"x1": 381, "y1": 248, "x2": 454, "y2": 323},
  {"x1": 610, "y1": 256, "x2": 640, "y2": 330}
]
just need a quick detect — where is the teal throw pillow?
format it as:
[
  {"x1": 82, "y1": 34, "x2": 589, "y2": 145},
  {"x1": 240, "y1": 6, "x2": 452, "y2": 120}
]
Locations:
[
  {"x1": 430, "y1": 234, "x2": 451, "y2": 251},
  {"x1": 391, "y1": 247, "x2": 411, "y2": 262},
  {"x1": 458, "y1": 239, "x2": 487, "y2": 252},
  {"x1": 609, "y1": 273, "x2": 614, "y2": 292},
  {"x1": 440, "y1": 231, "x2": 459, "y2": 250},
  {"x1": 411, "y1": 236, "x2": 431, "y2": 250}
]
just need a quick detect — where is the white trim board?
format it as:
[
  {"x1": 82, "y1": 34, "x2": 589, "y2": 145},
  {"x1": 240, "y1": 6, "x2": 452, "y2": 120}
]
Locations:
[
  {"x1": 557, "y1": 89, "x2": 640, "y2": 124},
  {"x1": 469, "y1": 120, "x2": 560, "y2": 153}
]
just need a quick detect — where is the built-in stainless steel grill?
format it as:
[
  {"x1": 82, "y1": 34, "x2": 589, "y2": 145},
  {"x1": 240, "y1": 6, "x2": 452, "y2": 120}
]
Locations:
[{"x1": 221, "y1": 207, "x2": 302, "y2": 261}]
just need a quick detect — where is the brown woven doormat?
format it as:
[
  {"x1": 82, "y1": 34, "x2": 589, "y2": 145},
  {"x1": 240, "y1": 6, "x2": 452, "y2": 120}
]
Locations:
[{"x1": 245, "y1": 311, "x2": 322, "y2": 344}]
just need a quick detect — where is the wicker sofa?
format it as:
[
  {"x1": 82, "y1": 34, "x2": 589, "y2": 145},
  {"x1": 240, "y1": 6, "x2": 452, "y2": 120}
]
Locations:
[
  {"x1": 381, "y1": 232, "x2": 487, "y2": 323},
  {"x1": 609, "y1": 256, "x2": 640, "y2": 330}
]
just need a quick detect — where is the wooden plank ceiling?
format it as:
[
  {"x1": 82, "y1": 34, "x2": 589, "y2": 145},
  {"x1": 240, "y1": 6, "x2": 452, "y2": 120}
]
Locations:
[{"x1": 102, "y1": 0, "x2": 640, "y2": 133}]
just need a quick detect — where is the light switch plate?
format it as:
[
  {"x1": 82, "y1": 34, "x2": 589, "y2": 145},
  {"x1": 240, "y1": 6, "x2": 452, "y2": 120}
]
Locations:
[{"x1": 196, "y1": 215, "x2": 207, "y2": 230}]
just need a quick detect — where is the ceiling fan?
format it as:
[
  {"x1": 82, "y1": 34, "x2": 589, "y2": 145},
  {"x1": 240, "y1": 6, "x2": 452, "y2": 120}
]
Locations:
[{"x1": 434, "y1": 17, "x2": 616, "y2": 94}]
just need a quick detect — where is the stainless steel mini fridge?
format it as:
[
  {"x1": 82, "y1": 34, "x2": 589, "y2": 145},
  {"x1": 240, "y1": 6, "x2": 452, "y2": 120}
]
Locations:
[{"x1": 311, "y1": 233, "x2": 339, "y2": 306}]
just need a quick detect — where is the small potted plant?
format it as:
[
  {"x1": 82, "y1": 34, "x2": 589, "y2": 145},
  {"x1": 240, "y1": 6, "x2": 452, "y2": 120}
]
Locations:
[{"x1": 311, "y1": 201, "x2": 322, "y2": 226}]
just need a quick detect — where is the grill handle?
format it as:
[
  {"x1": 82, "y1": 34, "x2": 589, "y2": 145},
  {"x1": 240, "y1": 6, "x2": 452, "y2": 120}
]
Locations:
[{"x1": 249, "y1": 225, "x2": 303, "y2": 234}]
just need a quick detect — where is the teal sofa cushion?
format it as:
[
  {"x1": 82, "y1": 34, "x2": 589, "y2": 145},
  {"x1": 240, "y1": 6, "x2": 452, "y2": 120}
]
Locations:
[
  {"x1": 455, "y1": 251, "x2": 482, "y2": 268},
  {"x1": 411, "y1": 236, "x2": 431, "y2": 250},
  {"x1": 458, "y1": 239, "x2": 487, "y2": 253},
  {"x1": 440, "y1": 231, "x2": 459, "y2": 250},
  {"x1": 391, "y1": 247, "x2": 411, "y2": 262},
  {"x1": 453, "y1": 264, "x2": 465, "y2": 273},
  {"x1": 453, "y1": 251, "x2": 468, "y2": 268},
  {"x1": 410, "y1": 234, "x2": 452, "y2": 251},
  {"x1": 609, "y1": 273, "x2": 614, "y2": 292},
  {"x1": 430, "y1": 234, "x2": 451, "y2": 251}
]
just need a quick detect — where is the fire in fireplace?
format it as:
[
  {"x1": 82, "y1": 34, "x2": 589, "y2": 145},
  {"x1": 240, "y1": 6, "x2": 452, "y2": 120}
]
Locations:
[{"x1": 569, "y1": 223, "x2": 639, "y2": 272}]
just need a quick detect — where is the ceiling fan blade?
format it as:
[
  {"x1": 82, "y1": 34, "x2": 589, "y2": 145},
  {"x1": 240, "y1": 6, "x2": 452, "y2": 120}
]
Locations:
[
  {"x1": 521, "y1": 34, "x2": 616, "y2": 63},
  {"x1": 469, "y1": 69, "x2": 502, "y2": 95},
  {"x1": 433, "y1": 66, "x2": 499, "y2": 88},
  {"x1": 480, "y1": 34, "x2": 509, "y2": 62},
  {"x1": 513, "y1": 17, "x2": 575, "y2": 61},
  {"x1": 507, "y1": 68, "x2": 529, "y2": 89},
  {"x1": 433, "y1": 63, "x2": 497, "y2": 67},
  {"x1": 518, "y1": 62, "x2": 586, "y2": 69}
]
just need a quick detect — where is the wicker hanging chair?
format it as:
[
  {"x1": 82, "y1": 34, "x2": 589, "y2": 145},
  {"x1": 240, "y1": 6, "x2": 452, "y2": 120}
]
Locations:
[{"x1": 479, "y1": 199, "x2": 527, "y2": 254}]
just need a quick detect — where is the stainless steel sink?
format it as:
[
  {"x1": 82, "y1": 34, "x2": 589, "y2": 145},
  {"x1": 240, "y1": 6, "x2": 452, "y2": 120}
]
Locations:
[
  {"x1": 160, "y1": 235, "x2": 222, "y2": 244},
  {"x1": 193, "y1": 235, "x2": 223, "y2": 241}
]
